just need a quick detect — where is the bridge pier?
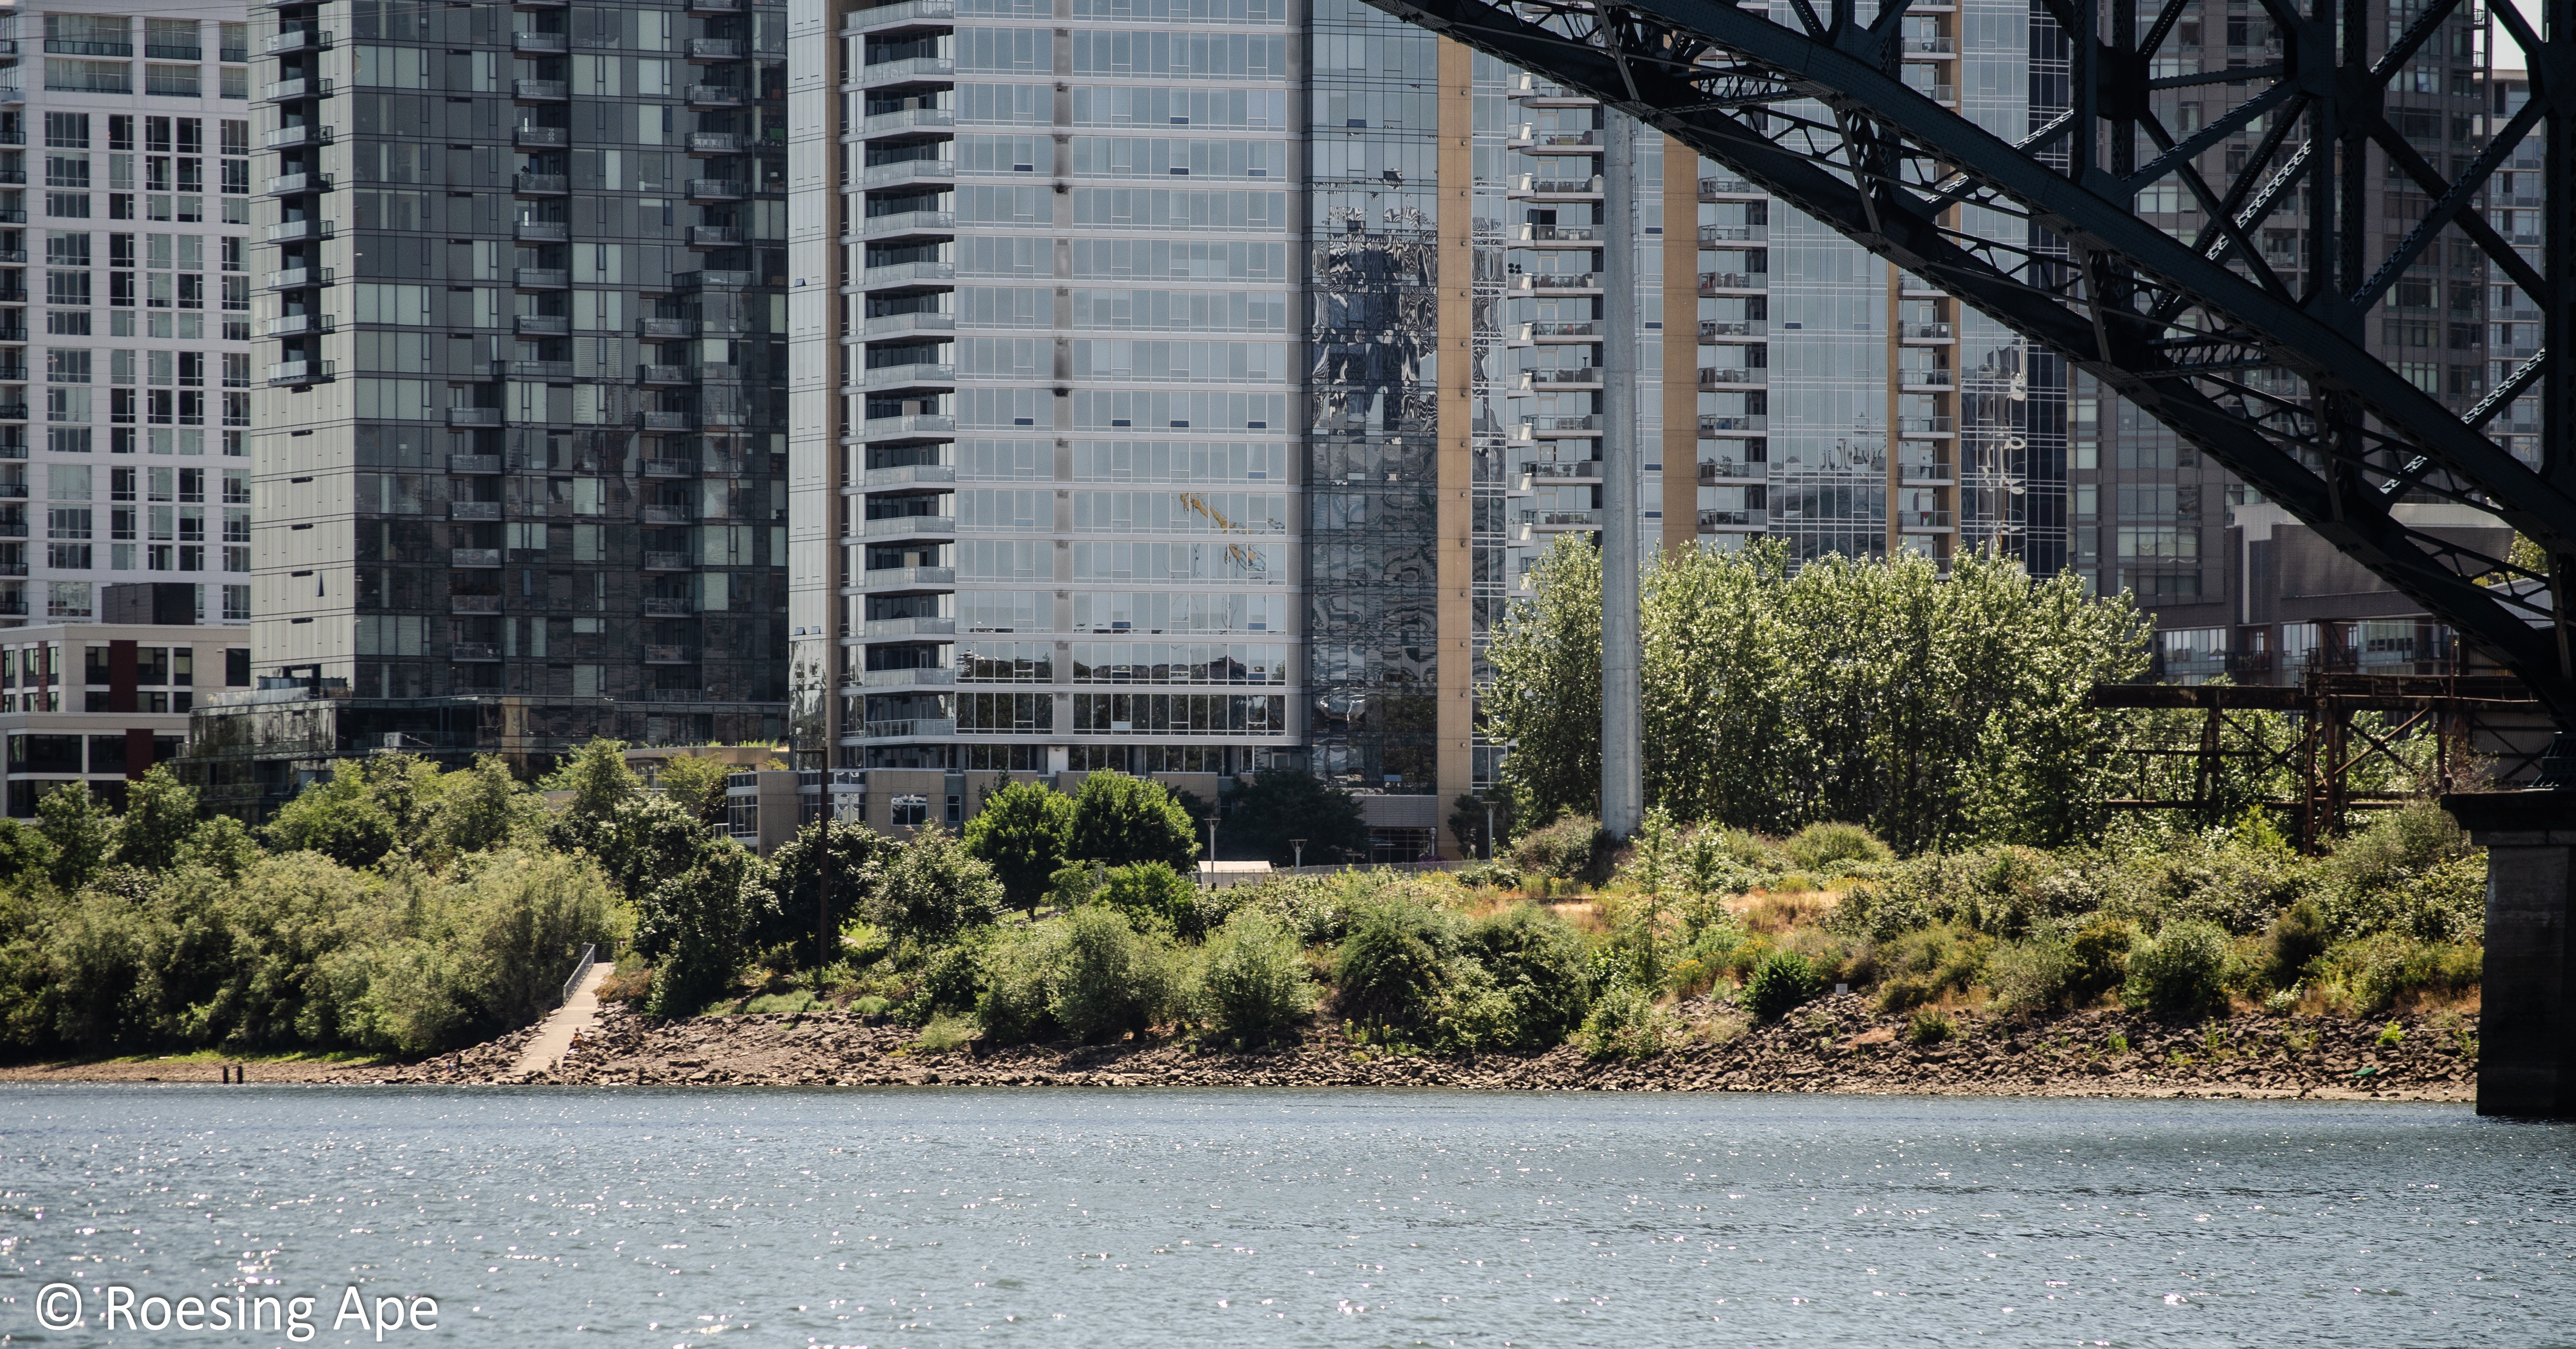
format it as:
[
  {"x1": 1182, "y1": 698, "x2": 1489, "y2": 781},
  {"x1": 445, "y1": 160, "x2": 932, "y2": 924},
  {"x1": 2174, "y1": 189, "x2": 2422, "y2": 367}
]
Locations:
[{"x1": 2447, "y1": 771, "x2": 2576, "y2": 1118}]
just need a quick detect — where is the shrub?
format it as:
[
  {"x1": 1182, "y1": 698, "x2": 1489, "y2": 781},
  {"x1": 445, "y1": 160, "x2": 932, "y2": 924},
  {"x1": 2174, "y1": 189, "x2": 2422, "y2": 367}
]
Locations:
[
  {"x1": 1196, "y1": 909, "x2": 1314, "y2": 1044},
  {"x1": 2263, "y1": 898, "x2": 2330, "y2": 990},
  {"x1": 899, "y1": 930, "x2": 994, "y2": 1027},
  {"x1": 635, "y1": 846, "x2": 757, "y2": 1018},
  {"x1": 1862, "y1": 924, "x2": 1988, "y2": 1012},
  {"x1": 1457, "y1": 904, "x2": 1593, "y2": 1049},
  {"x1": 1576, "y1": 984, "x2": 1670, "y2": 1059},
  {"x1": 975, "y1": 921, "x2": 1067, "y2": 1044},
  {"x1": 1048, "y1": 906, "x2": 1184, "y2": 1042},
  {"x1": 1906, "y1": 1009, "x2": 1955, "y2": 1046},
  {"x1": 1092, "y1": 860, "x2": 1201, "y2": 937},
  {"x1": 912, "y1": 1015, "x2": 975, "y2": 1054},
  {"x1": 2314, "y1": 935, "x2": 2481, "y2": 1015},
  {"x1": 1331, "y1": 896, "x2": 1457, "y2": 1028},
  {"x1": 1742, "y1": 949, "x2": 1824, "y2": 1021},
  {"x1": 1986, "y1": 938, "x2": 2075, "y2": 1014},
  {"x1": 1510, "y1": 815, "x2": 1611, "y2": 884},
  {"x1": 1228, "y1": 874, "x2": 1359, "y2": 946},
  {"x1": 1068, "y1": 771, "x2": 1200, "y2": 872},
  {"x1": 1782, "y1": 821, "x2": 1892, "y2": 873},
  {"x1": 870, "y1": 827, "x2": 1005, "y2": 944},
  {"x1": 2067, "y1": 916, "x2": 2134, "y2": 1004},
  {"x1": 2122, "y1": 919, "x2": 2230, "y2": 1018},
  {"x1": 1430, "y1": 961, "x2": 1520, "y2": 1054}
]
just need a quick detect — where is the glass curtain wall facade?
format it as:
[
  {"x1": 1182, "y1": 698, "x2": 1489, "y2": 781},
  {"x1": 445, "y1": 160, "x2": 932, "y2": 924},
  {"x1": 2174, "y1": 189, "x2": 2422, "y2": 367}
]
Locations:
[
  {"x1": 0, "y1": 3, "x2": 257, "y2": 635},
  {"x1": 793, "y1": 0, "x2": 1304, "y2": 830},
  {"x1": 188, "y1": 0, "x2": 788, "y2": 817}
]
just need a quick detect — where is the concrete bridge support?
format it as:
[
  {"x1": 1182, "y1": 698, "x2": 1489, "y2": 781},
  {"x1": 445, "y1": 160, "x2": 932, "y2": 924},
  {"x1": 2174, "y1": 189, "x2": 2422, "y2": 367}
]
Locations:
[{"x1": 2448, "y1": 782, "x2": 2576, "y2": 1118}]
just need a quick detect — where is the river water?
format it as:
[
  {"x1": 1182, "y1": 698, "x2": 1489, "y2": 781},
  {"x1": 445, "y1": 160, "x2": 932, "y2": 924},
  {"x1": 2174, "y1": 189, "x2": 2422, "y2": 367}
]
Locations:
[{"x1": 1, "y1": 1087, "x2": 2570, "y2": 1346}]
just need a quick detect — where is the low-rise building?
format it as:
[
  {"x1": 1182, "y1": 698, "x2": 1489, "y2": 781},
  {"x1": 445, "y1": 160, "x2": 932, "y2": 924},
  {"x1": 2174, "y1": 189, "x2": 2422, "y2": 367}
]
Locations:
[{"x1": 0, "y1": 611, "x2": 249, "y2": 812}]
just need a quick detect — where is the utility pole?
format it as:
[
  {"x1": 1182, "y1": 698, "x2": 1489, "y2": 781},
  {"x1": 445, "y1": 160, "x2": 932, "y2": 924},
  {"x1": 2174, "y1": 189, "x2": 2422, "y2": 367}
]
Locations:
[
  {"x1": 1598, "y1": 108, "x2": 1644, "y2": 839},
  {"x1": 815, "y1": 813, "x2": 832, "y2": 994}
]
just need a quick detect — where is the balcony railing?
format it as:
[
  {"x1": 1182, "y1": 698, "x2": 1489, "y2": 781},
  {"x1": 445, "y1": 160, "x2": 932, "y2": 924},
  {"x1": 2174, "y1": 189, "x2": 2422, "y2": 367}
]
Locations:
[
  {"x1": 512, "y1": 125, "x2": 569, "y2": 149},
  {"x1": 451, "y1": 549, "x2": 503, "y2": 568},
  {"x1": 513, "y1": 78, "x2": 569, "y2": 101},
  {"x1": 451, "y1": 595, "x2": 503, "y2": 614},
  {"x1": 449, "y1": 501, "x2": 502, "y2": 521},
  {"x1": 863, "y1": 719, "x2": 956, "y2": 739},
  {"x1": 685, "y1": 84, "x2": 748, "y2": 107},
  {"x1": 452, "y1": 643, "x2": 502, "y2": 661},
  {"x1": 513, "y1": 267, "x2": 570, "y2": 290},
  {"x1": 511, "y1": 30, "x2": 569, "y2": 54},
  {"x1": 644, "y1": 552, "x2": 692, "y2": 571},
  {"x1": 1700, "y1": 319, "x2": 1767, "y2": 339},
  {"x1": 446, "y1": 408, "x2": 503, "y2": 428},
  {"x1": 514, "y1": 173, "x2": 569, "y2": 196},
  {"x1": 448, "y1": 453, "x2": 503, "y2": 473},
  {"x1": 643, "y1": 595, "x2": 696, "y2": 614},
  {"x1": 514, "y1": 219, "x2": 568, "y2": 244},
  {"x1": 265, "y1": 359, "x2": 333, "y2": 385},
  {"x1": 686, "y1": 178, "x2": 749, "y2": 201},
  {"x1": 1698, "y1": 271, "x2": 1766, "y2": 292}
]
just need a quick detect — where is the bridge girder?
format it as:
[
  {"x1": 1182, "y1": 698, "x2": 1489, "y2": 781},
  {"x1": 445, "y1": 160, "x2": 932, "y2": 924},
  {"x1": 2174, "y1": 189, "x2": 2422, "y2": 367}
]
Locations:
[{"x1": 1362, "y1": 0, "x2": 2576, "y2": 729}]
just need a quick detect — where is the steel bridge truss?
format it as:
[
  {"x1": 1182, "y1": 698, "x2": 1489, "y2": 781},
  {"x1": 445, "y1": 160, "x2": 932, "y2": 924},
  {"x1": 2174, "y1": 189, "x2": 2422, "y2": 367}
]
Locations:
[{"x1": 1364, "y1": 0, "x2": 2576, "y2": 729}]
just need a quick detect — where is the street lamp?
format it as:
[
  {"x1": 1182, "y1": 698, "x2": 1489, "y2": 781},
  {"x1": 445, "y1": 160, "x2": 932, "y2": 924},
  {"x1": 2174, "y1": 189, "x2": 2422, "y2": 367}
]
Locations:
[
  {"x1": 1291, "y1": 837, "x2": 1306, "y2": 870},
  {"x1": 1204, "y1": 812, "x2": 1221, "y2": 889}
]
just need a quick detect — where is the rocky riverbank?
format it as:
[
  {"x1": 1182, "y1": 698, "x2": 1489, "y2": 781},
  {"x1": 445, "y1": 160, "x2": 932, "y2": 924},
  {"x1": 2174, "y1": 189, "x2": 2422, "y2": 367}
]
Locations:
[{"x1": 368, "y1": 996, "x2": 2476, "y2": 1102}]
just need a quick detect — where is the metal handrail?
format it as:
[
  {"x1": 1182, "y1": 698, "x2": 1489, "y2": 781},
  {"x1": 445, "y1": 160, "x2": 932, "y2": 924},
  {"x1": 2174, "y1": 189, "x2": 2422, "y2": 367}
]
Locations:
[{"x1": 561, "y1": 942, "x2": 597, "y2": 1006}]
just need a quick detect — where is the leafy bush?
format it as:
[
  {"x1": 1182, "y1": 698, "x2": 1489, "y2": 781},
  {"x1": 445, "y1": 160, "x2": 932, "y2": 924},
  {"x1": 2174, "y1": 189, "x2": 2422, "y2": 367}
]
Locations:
[
  {"x1": 1196, "y1": 909, "x2": 1314, "y2": 1043},
  {"x1": 1454, "y1": 859, "x2": 1523, "y2": 891},
  {"x1": 1672, "y1": 826, "x2": 1770, "y2": 896},
  {"x1": 1227, "y1": 874, "x2": 1359, "y2": 946},
  {"x1": 976, "y1": 921, "x2": 1068, "y2": 1044},
  {"x1": 912, "y1": 1015, "x2": 975, "y2": 1054},
  {"x1": 637, "y1": 846, "x2": 757, "y2": 1017},
  {"x1": 1092, "y1": 860, "x2": 1201, "y2": 937},
  {"x1": 899, "y1": 929, "x2": 994, "y2": 1027},
  {"x1": 1457, "y1": 904, "x2": 1593, "y2": 1049},
  {"x1": 1331, "y1": 896, "x2": 1457, "y2": 1028},
  {"x1": 1906, "y1": 1009, "x2": 1955, "y2": 1046},
  {"x1": 2066, "y1": 916, "x2": 2134, "y2": 1004},
  {"x1": 1742, "y1": 949, "x2": 1824, "y2": 1021},
  {"x1": 1048, "y1": 906, "x2": 1184, "y2": 1042},
  {"x1": 1510, "y1": 815, "x2": 1611, "y2": 884},
  {"x1": 2122, "y1": 919, "x2": 2230, "y2": 1018},
  {"x1": 1576, "y1": 984, "x2": 1670, "y2": 1059},
  {"x1": 1985, "y1": 938, "x2": 2074, "y2": 1014},
  {"x1": 870, "y1": 827, "x2": 1005, "y2": 943},
  {"x1": 1782, "y1": 822, "x2": 1892, "y2": 873},
  {"x1": 1068, "y1": 771, "x2": 1200, "y2": 871},
  {"x1": 2263, "y1": 898, "x2": 2330, "y2": 990},
  {"x1": 2314, "y1": 935, "x2": 2480, "y2": 1015},
  {"x1": 1860, "y1": 923, "x2": 1988, "y2": 1012}
]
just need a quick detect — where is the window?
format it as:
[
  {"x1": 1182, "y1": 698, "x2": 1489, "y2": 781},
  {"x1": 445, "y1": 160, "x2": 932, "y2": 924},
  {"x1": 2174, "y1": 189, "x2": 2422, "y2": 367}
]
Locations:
[
  {"x1": 45, "y1": 156, "x2": 89, "y2": 190},
  {"x1": 43, "y1": 114, "x2": 89, "y2": 150},
  {"x1": 44, "y1": 60, "x2": 132, "y2": 95},
  {"x1": 108, "y1": 117, "x2": 133, "y2": 152},
  {"x1": 890, "y1": 793, "x2": 930, "y2": 827},
  {"x1": 144, "y1": 18, "x2": 199, "y2": 60}
]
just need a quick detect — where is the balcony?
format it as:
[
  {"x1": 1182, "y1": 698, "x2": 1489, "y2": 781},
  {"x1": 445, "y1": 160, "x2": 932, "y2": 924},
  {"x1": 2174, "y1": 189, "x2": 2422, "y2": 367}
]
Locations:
[
  {"x1": 685, "y1": 84, "x2": 749, "y2": 109},
  {"x1": 686, "y1": 224, "x2": 742, "y2": 249},
  {"x1": 643, "y1": 457, "x2": 695, "y2": 478},
  {"x1": 261, "y1": 28, "x2": 329, "y2": 56},
  {"x1": 686, "y1": 178, "x2": 749, "y2": 203},
  {"x1": 1697, "y1": 367, "x2": 1764, "y2": 389},
  {"x1": 861, "y1": 312, "x2": 955, "y2": 340},
  {"x1": 1698, "y1": 271, "x2": 1767, "y2": 294},
  {"x1": 641, "y1": 505, "x2": 694, "y2": 524},
  {"x1": 1524, "y1": 414, "x2": 1601, "y2": 437},
  {"x1": 1898, "y1": 368, "x2": 1954, "y2": 389},
  {"x1": 860, "y1": 107, "x2": 955, "y2": 138},
  {"x1": 1525, "y1": 509, "x2": 1602, "y2": 533},
  {"x1": 497, "y1": 359, "x2": 573, "y2": 380},
  {"x1": 1896, "y1": 415, "x2": 1955, "y2": 435},
  {"x1": 262, "y1": 313, "x2": 333, "y2": 338},
  {"x1": 265, "y1": 265, "x2": 332, "y2": 291},
  {"x1": 1515, "y1": 174, "x2": 1603, "y2": 197},
  {"x1": 262, "y1": 171, "x2": 330, "y2": 197},
  {"x1": 263, "y1": 123, "x2": 331, "y2": 150},
  {"x1": 511, "y1": 30, "x2": 569, "y2": 55},
  {"x1": 450, "y1": 501, "x2": 502, "y2": 521},
  {"x1": 861, "y1": 361, "x2": 956, "y2": 390},
  {"x1": 845, "y1": 0, "x2": 956, "y2": 31},
  {"x1": 514, "y1": 78, "x2": 569, "y2": 102},
  {"x1": 640, "y1": 410, "x2": 693, "y2": 430},
  {"x1": 643, "y1": 594, "x2": 696, "y2": 614},
  {"x1": 643, "y1": 645, "x2": 699, "y2": 664},
  {"x1": 676, "y1": 269, "x2": 758, "y2": 291},
  {"x1": 691, "y1": 0, "x2": 744, "y2": 12},
  {"x1": 446, "y1": 408, "x2": 504, "y2": 428},
  {"x1": 1697, "y1": 414, "x2": 1770, "y2": 435},
  {"x1": 639, "y1": 363, "x2": 691, "y2": 385},
  {"x1": 0, "y1": 404, "x2": 24, "y2": 423},
  {"x1": 260, "y1": 75, "x2": 330, "y2": 104},
  {"x1": 861, "y1": 209, "x2": 955, "y2": 241},
  {"x1": 643, "y1": 552, "x2": 692, "y2": 571},
  {"x1": 859, "y1": 667, "x2": 956, "y2": 689},
  {"x1": 513, "y1": 314, "x2": 568, "y2": 338},
  {"x1": 858, "y1": 413, "x2": 954, "y2": 441},
  {"x1": 514, "y1": 219, "x2": 569, "y2": 244},
  {"x1": 452, "y1": 643, "x2": 502, "y2": 662},
  {"x1": 512, "y1": 125, "x2": 569, "y2": 149},
  {"x1": 513, "y1": 267, "x2": 570, "y2": 291},
  {"x1": 1699, "y1": 319, "x2": 1767, "y2": 340},
  {"x1": 686, "y1": 37, "x2": 743, "y2": 62},
  {"x1": 448, "y1": 453, "x2": 503, "y2": 474},
  {"x1": 514, "y1": 0, "x2": 569, "y2": 8},
  {"x1": 863, "y1": 463, "x2": 956, "y2": 488},
  {"x1": 451, "y1": 549, "x2": 503, "y2": 568},
  {"x1": 1898, "y1": 458, "x2": 1955, "y2": 484},
  {"x1": 1897, "y1": 510, "x2": 1956, "y2": 532},
  {"x1": 1525, "y1": 320, "x2": 1599, "y2": 340},
  {"x1": 451, "y1": 595, "x2": 504, "y2": 614},
  {"x1": 1697, "y1": 459, "x2": 1765, "y2": 484},
  {"x1": 861, "y1": 513, "x2": 955, "y2": 538},
  {"x1": 862, "y1": 719, "x2": 956, "y2": 740},
  {"x1": 856, "y1": 565, "x2": 955, "y2": 592},
  {"x1": 640, "y1": 317, "x2": 696, "y2": 339},
  {"x1": 695, "y1": 362, "x2": 743, "y2": 383},
  {"x1": 685, "y1": 131, "x2": 746, "y2": 156},
  {"x1": 864, "y1": 615, "x2": 956, "y2": 638},
  {"x1": 1699, "y1": 509, "x2": 1767, "y2": 530},
  {"x1": 1901, "y1": 322, "x2": 1955, "y2": 341},
  {"x1": 1697, "y1": 175, "x2": 1759, "y2": 198},
  {"x1": 860, "y1": 159, "x2": 953, "y2": 190},
  {"x1": 265, "y1": 217, "x2": 333, "y2": 244},
  {"x1": 1526, "y1": 367, "x2": 1601, "y2": 389},
  {"x1": 856, "y1": 55, "x2": 955, "y2": 87},
  {"x1": 1699, "y1": 223, "x2": 1768, "y2": 243},
  {"x1": 1519, "y1": 272, "x2": 1598, "y2": 293},
  {"x1": 514, "y1": 173, "x2": 568, "y2": 197},
  {"x1": 266, "y1": 359, "x2": 334, "y2": 386},
  {"x1": 859, "y1": 260, "x2": 956, "y2": 289}
]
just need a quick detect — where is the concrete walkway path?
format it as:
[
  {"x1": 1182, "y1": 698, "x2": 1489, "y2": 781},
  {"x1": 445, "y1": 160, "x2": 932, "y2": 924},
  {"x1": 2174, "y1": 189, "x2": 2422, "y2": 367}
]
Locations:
[{"x1": 511, "y1": 960, "x2": 610, "y2": 1077}]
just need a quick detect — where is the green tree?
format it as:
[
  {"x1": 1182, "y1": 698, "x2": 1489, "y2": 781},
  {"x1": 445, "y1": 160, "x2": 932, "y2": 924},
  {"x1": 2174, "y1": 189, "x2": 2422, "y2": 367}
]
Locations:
[
  {"x1": 869, "y1": 826, "x2": 1005, "y2": 943},
  {"x1": 261, "y1": 762, "x2": 400, "y2": 869},
  {"x1": 175, "y1": 815, "x2": 259, "y2": 881},
  {"x1": 589, "y1": 793, "x2": 721, "y2": 905},
  {"x1": 108, "y1": 765, "x2": 199, "y2": 873},
  {"x1": 654, "y1": 754, "x2": 733, "y2": 825},
  {"x1": 1224, "y1": 770, "x2": 1368, "y2": 866},
  {"x1": 542, "y1": 738, "x2": 641, "y2": 826},
  {"x1": 436, "y1": 754, "x2": 538, "y2": 856},
  {"x1": 0, "y1": 817, "x2": 61, "y2": 891},
  {"x1": 1067, "y1": 770, "x2": 1199, "y2": 871},
  {"x1": 1485, "y1": 535, "x2": 1604, "y2": 823},
  {"x1": 960, "y1": 781, "x2": 1074, "y2": 908},
  {"x1": 38, "y1": 782, "x2": 118, "y2": 892},
  {"x1": 757, "y1": 819, "x2": 899, "y2": 970},
  {"x1": 635, "y1": 843, "x2": 757, "y2": 1016}
]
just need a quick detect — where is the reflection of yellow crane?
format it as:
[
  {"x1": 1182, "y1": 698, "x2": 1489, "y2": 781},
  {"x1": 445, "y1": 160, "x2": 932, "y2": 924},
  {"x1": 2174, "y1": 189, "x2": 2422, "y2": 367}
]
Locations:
[{"x1": 1175, "y1": 491, "x2": 1271, "y2": 573}]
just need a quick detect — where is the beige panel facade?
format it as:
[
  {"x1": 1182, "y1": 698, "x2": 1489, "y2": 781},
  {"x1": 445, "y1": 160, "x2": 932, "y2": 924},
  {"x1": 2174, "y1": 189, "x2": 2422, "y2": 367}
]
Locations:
[{"x1": 1436, "y1": 37, "x2": 1476, "y2": 809}]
